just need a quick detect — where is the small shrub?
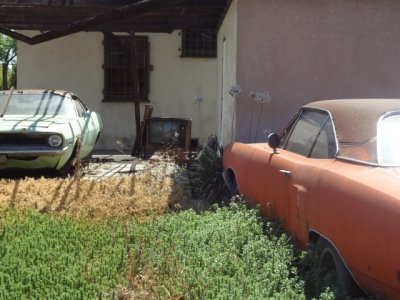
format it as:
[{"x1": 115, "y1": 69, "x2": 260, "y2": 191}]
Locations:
[{"x1": 188, "y1": 136, "x2": 230, "y2": 204}]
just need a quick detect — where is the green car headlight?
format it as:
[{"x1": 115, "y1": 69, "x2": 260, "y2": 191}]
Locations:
[{"x1": 48, "y1": 135, "x2": 63, "y2": 147}]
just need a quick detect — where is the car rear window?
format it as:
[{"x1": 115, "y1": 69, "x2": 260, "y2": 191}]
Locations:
[{"x1": 378, "y1": 112, "x2": 400, "y2": 166}]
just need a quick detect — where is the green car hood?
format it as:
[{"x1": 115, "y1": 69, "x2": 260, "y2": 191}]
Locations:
[{"x1": 0, "y1": 115, "x2": 72, "y2": 131}]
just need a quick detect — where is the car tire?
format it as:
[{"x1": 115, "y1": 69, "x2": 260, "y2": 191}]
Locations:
[
  {"x1": 315, "y1": 237, "x2": 365, "y2": 298},
  {"x1": 226, "y1": 170, "x2": 239, "y2": 196},
  {"x1": 230, "y1": 177, "x2": 239, "y2": 196}
]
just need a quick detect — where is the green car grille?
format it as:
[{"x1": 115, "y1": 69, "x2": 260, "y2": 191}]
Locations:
[{"x1": 0, "y1": 133, "x2": 50, "y2": 147}]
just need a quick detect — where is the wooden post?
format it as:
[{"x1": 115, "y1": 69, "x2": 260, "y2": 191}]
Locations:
[{"x1": 131, "y1": 30, "x2": 142, "y2": 156}]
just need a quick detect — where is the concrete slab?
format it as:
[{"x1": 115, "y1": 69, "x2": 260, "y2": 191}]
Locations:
[
  {"x1": 83, "y1": 154, "x2": 179, "y2": 180},
  {"x1": 91, "y1": 154, "x2": 134, "y2": 162}
]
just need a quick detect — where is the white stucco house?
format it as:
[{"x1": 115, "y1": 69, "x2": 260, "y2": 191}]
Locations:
[
  {"x1": 17, "y1": 30, "x2": 218, "y2": 152},
  {"x1": 9, "y1": 0, "x2": 400, "y2": 151},
  {"x1": 0, "y1": 0, "x2": 229, "y2": 153}
]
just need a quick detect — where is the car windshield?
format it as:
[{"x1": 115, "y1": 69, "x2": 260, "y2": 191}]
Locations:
[
  {"x1": 0, "y1": 93, "x2": 76, "y2": 117},
  {"x1": 378, "y1": 113, "x2": 400, "y2": 166}
]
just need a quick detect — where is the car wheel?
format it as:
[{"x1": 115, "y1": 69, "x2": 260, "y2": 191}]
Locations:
[
  {"x1": 226, "y1": 170, "x2": 239, "y2": 196},
  {"x1": 315, "y1": 237, "x2": 364, "y2": 298}
]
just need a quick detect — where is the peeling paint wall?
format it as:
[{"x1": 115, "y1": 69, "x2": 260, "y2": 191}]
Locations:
[{"x1": 17, "y1": 31, "x2": 218, "y2": 151}]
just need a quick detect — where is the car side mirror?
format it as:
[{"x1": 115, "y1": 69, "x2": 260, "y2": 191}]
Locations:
[{"x1": 267, "y1": 133, "x2": 280, "y2": 154}]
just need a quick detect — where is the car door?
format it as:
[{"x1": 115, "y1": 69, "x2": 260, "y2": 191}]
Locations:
[{"x1": 264, "y1": 109, "x2": 337, "y2": 244}]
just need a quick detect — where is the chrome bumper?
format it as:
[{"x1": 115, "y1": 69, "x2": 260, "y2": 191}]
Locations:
[{"x1": 0, "y1": 146, "x2": 69, "y2": 157}]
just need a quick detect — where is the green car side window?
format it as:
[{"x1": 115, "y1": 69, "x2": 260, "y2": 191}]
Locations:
[{"x1": 73, "y1": 99, "x2": 86, "y2": 117}]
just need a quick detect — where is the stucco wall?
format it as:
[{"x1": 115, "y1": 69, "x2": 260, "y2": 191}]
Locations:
[
  {"x1": 17, "y1": 31, "x2": 218, "y2": 151},
  {"x1": 217, "y1": 0, "x2": 238, "y2": 145},
  {"x1": 234, "y1": 0, "x2": 400, "y2": 142}
]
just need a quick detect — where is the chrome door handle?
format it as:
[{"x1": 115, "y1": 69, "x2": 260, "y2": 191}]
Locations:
[{"x1": 279, "y1": 169, "x2": 291, "y2": 176}]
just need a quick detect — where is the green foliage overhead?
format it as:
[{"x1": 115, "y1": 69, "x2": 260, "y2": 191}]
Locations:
[
  {"x1": 0, "y1": 34, "x2": 16, "y2": 65},
  {"x1": 0, "y1": 34, "x2": 17, "y2": 89}
]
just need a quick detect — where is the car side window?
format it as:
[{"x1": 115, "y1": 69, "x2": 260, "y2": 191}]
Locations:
[
  {"x1": 73, "y1": 99, "x2": 86, "y2": 117},
  {"x1": 285, "y1": 109, "x2": 337, "y2": 158},
  {"x1": 310, "y1": 119, "x2": 337, "y2": 158},
  {"x1": 280, "y1": 115, "x2": 299, "y2": 147}
]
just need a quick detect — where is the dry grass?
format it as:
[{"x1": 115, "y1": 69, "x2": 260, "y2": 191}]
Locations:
[{"x1": 0, "y1": 163, "x2": 195, "y2": 220}]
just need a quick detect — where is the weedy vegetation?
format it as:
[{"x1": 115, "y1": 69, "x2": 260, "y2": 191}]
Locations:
[
  {"x1": 0, "y1": 210, "x2": 127, "y2": 299},
  {"x1": 127, "y1": 204, "x2": 306, "y2": 299},
  {"x1": 0, "y1": 157, "x2": 368, "y2": 299},
  {"x1": 0, "y1": 204, "x2": 337, "y2": 300}
]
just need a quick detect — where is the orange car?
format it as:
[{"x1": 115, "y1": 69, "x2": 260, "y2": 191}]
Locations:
[{"x1": 223, "y1": 99, "x2": 400, "y2": 299}]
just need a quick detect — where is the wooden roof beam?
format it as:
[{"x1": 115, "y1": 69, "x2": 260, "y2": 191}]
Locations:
[
  {"x1": 0, "y1": 0, "x2": 184, "y2": 45},
  {"x1": 0, "y1": 26, "x2": 34, "y2": 44},
  {"x1": 0, "y1": 0, "x2": 226, "y2": 7}
]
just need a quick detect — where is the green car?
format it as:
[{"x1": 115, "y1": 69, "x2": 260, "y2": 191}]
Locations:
[{"x1": 0, "y1": 89, "x2": 102, "y2": 174}]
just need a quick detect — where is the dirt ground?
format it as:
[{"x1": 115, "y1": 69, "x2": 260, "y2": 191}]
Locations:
[{"x1": 0, "y1": 157, "x2": 205, "y2": 219}]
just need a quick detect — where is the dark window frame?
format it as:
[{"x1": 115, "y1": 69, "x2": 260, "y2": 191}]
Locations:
[
  {"x1": 103, "y1": 34, "x2": 150, "y2": 102},
  {"x1": 181, "y1": 30, "x2": 217, "y2": 58}
]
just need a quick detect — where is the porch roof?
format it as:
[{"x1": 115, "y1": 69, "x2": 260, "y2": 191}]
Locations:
[{"x1": 0, "y1": 0, "x2": 230, "y2": 44}]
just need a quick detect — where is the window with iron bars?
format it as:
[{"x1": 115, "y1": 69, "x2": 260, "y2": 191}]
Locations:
[
  {"x1": 103, "y1": 34, "x2": 150, "y2": 102},
  {"x1": 181, "y1": 30, "x2": 217, "y2": 58}
]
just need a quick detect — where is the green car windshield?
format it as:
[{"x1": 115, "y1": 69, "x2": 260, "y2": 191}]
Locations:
[{"x1": 0, "y1": 93, "x2": 76, "y2": 117}]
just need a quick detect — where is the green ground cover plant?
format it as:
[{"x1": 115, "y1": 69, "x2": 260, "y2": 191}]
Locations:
[
  {"x1": 0, "y1": 210, "x2": 128, "y2": 299},
  {"x1": 0, "y1": 205, "x2": 337, "y2": 299},
  {"x1": 129, "y1": 204, "x2": 309, "y2": 299}
]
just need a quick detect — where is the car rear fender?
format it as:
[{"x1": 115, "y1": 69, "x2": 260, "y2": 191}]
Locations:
[{"x1": 308, "y1": 230, "x2": 366, "y2": 295}]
